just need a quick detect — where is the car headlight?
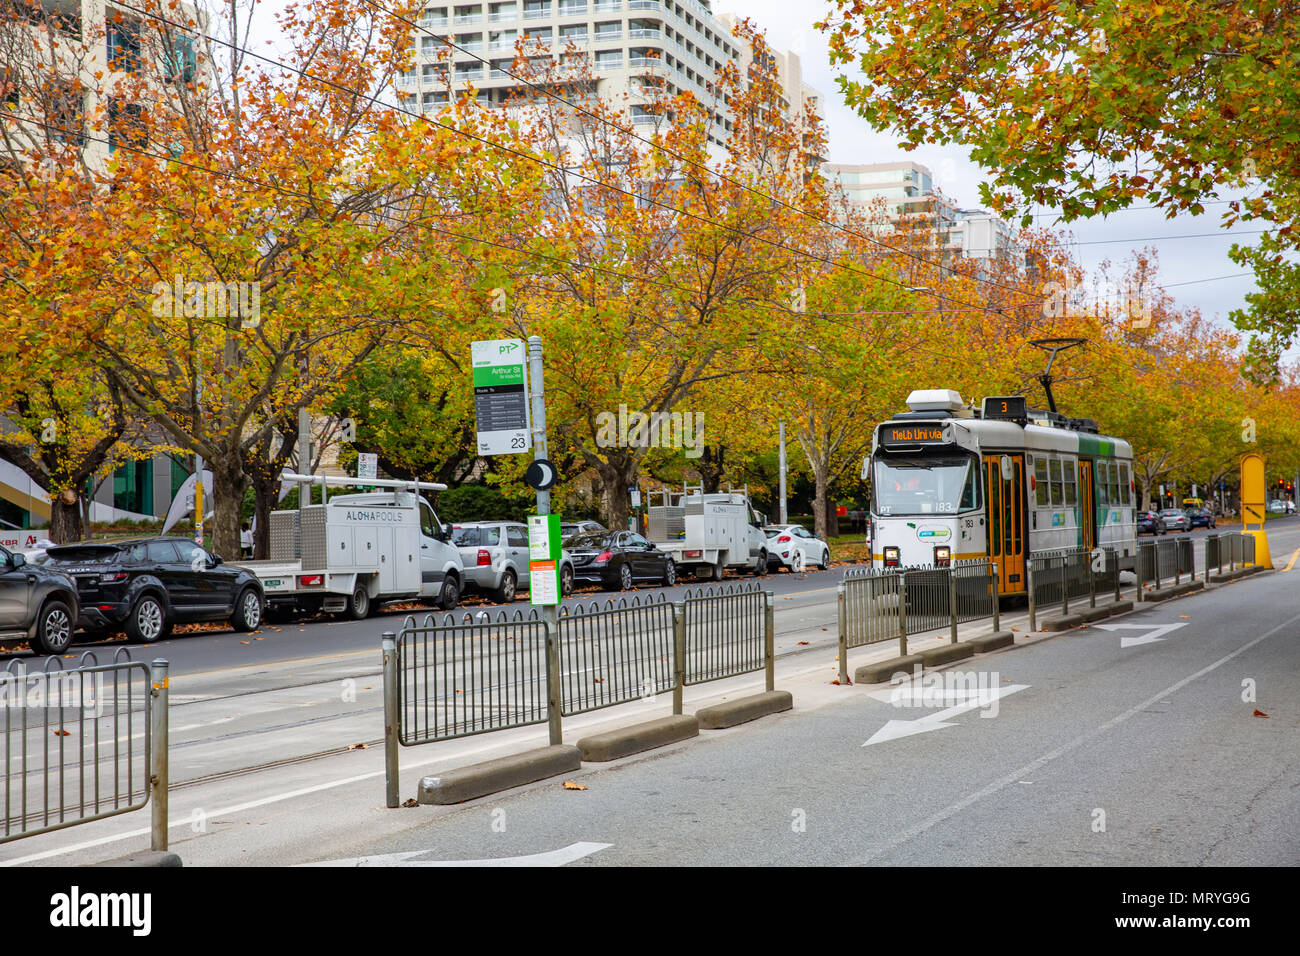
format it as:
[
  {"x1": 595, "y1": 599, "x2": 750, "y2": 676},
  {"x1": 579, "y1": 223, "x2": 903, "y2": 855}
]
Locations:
[
  {"x1": 934, "y1": 546, "x2": 951, "y2": 567},
  {"x1": 883, "y1": 546, "x2": 900, "y2": 568}
]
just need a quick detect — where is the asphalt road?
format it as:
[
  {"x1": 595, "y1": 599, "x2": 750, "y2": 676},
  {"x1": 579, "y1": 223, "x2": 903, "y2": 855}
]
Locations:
[{"x1": 296, "y1": 552, "x2": 1300, "y2": 867}]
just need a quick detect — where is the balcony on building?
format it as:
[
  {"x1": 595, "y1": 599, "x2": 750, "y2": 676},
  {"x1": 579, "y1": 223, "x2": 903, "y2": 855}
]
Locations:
[
  {"x1": 523, "y1": 0, "x2": 551, "y2": 18},
  {"x1": 488, "y1": 2, "x2": 518, "y2": 21},
  {"x1": 453, "y1": 4, "x2": 484, "y2": 26}
]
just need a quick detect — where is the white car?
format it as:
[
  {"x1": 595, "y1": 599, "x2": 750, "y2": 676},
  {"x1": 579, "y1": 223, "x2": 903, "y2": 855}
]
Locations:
[
  {"x1": 764, "y1": 525, "x2": 830, "y2": 572},
  {"x1": 1268, "y1": 500, "x2": 1287, "y2": 514}
]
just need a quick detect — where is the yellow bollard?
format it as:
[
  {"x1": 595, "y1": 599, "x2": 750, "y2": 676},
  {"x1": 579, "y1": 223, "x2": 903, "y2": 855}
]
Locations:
[{"x1": 1243, "y1": 529, "x2": 1273, "y2": 569}]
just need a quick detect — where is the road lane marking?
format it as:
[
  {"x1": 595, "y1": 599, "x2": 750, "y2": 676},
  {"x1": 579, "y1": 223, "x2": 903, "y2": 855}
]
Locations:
[
  {"x1": 863, "y1": 684, "x2": 1029, "y2": 745},
  {"x1": 1094, "y1": 622, "x2": 1188, "y2": 648},
  {"x1": 298, "y1": 841, "x2": 612, "y2": 867},
  {"x1": 850, "y1": 607, "x2": 1300, "y2": 864},
  {"x1": 1283, "y1": 547, "x2": 1300, "y2": 572}
]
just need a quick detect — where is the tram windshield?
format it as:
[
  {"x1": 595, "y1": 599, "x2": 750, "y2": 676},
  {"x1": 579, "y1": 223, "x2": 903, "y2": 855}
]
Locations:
[{"x1": 873, "y1": 454, "x2": 980, "y2": 515}]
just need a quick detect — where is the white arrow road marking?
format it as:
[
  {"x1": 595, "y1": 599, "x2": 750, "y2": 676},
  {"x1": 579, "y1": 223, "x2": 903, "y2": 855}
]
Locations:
[
  {"x1": 1094, "y1": 622, "x2": 1188, "y2": 648},
  {"x1": 863, "y1": 684, "x2": 1029, "y2": 746},
  {"x1": 298, "y1": 841, "x2": 612, "y2": 868}
]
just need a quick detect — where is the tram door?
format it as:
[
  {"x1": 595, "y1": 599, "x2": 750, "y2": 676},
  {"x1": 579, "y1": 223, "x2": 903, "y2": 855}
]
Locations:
[
  {"x1": 1079, "y1": 460, "x2": 1097, "y2": 551},
  {"x1": 983, "y1": 454, "x2": 1027, "y2": 594}
]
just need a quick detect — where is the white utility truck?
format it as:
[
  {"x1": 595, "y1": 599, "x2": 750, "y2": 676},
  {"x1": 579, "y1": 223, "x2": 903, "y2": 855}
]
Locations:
[
  {"x1": 647, "y1": 485, "x2": 769, "y2": 580},
  {"x1": 230, "y1": 472, "x2": 464, "y2": 620}
]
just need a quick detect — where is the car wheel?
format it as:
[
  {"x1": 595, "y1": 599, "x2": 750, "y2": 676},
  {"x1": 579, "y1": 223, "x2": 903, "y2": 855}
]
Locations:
[
  {"x1": 790, "y1": 549, "x2": 806, "y2": 573},
  {"x1": 561, "y1": 564, "x2": 575, "y2": 596},
  {"x1": 754, "y1": 550, "x2": 768, "y2": 576},
  {"x1": 820, "y1": 549, "x2": 830, "y2": 570},
  {"x1": 711, "y1": 561, "x2": 724, "y2": 581},
  {"x1": 30, "y1": 599, "x2": 74, "y2": 656},
  {"x1": 344, "y1": 585, "x2": 371, "y2": 620},
  {"x1": 125, "y1": 595, "x2": 169, "y2": 644},
  {"x1": 619, "y1": 563, "x2": 634, "y2": 591},
  {"x1": 494, "y1": 570, "x2": 517, "y2": 604},
  {"x1": 663, "y1": 558, "x2": 676, "y2": 587},
  {"x1": 232, "y1": 587, "x2": 263, "y2": 631},
  {"x1": 439, "y1": 575, "x2": 460, "y2": 611}
]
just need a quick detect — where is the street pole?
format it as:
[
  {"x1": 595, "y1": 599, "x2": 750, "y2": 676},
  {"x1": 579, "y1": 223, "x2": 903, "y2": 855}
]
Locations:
[
  {"x1": 528, "y1": 336, "x2": 562, "y2": 746},
  {"x1": 298, "y1": 407, "x2": 311, "y2": 507},
  {"x1": 193, "y1": 377, "x2": 204, "y2": 547},
  {"x1": 778, "y1": 420, "x2": 788, "y2": 525}
]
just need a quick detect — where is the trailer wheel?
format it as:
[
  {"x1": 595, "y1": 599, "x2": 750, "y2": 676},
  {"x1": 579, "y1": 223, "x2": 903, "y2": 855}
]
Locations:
[
  {"x1": 711, "y1": 561, "x2": 724, "y2": 582},
  {"x1": 345, "y1": 585, "x2": 371, "y2": 620}
]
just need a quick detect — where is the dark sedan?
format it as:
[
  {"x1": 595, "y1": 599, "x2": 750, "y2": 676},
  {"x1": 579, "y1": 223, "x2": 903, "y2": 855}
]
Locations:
[
  {"x1": 564, "y1": 531, "x2": 676, "y2": 591},
  {"x1": 1186, "y1": 508, "x2": 1217, "y2": 530},
  {"x1": 44, "y1": 537, "x2": 265, "y2": 643},
  {"x1": 1136, "y1": 510, "x2": 1167, "y2": 535}
]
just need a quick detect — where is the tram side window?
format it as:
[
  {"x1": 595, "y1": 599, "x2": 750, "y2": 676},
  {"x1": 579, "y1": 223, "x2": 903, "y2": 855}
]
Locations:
[
  {"x1": 1048, "y1": 457, "x2": 1063, "y2": 506},
  {"x1": 1109, "y1": 467, "x2": 1122, "y2": 509},
  {"x1": 1118, "y1": 462, "x2": 1131, "y2": 506},
  {"x1": 1063, "y1": 458, "x2": 1077, "y2": 506},
  {"x1": 1034, "y1": 457, "x2": 1050, "y2": 507},
  {"x1": 1097, "y1": 461, "x2": 1111, "y2": 506}
]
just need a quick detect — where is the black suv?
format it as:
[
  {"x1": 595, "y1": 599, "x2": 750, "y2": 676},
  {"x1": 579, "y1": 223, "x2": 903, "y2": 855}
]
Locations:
[
  {"x1": 44, "y1": 537, "x2": 265, "y2": 643},
  {"x1": 0, "y1": 544, "x2": 80, "y2": 655}
]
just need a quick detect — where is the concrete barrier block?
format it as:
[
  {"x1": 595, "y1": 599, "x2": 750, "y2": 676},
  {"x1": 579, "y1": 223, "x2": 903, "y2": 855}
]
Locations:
[
  {"x1": 967, "y1": 631, "x2": 1015, "y2": 653},
  {"x1": 855, "y1": 653, "x2": 924, "y2": 685},
  {"x1": 917, "y1": 643, "x2": 975, "y2": 666},
  {"x1": 91, "y1": 851, "x2": 183, "y2": 868},
  {"x1": 1042, "y1": 613, "x2": 1085, "y2": 631},
  {"x1": 1209, "y1": 565, "x2": 1266, "y2": 584},
  {"x1": 577, "y1": 715, "x2": 699, "y2": 762},
  {"x1": 696, "y1": 690, "x2": 793, "y2": 729},
  {"x1": 418, "y1": 744, "x2": 582, "y2": 805},
  {"x1": 1079, "y1": 607, "x2": 1111, "y2": 623},
  {"x1": 1106, "y1": 601, "x2": 1134, "y2": 615}
]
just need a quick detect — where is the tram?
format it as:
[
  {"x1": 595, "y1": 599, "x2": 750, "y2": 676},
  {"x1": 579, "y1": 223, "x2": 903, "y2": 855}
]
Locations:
[{"x1": 864, "y1": 389, "x2": 1137, "y2": 595}]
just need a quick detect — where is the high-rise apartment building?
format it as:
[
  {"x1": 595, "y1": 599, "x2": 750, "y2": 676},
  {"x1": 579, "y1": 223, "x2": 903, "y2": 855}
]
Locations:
[{"x1": 400, "y1": 1, "x2": 822, "y2": 151}]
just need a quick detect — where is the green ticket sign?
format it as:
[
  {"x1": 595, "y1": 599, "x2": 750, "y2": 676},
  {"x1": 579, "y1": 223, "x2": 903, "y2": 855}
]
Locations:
[{"x1": 527, "y1": 513, "x2": 562, "y2": 606}]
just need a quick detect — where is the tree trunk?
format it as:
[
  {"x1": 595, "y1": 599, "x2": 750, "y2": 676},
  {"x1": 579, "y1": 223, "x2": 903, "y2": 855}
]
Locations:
[
  {"x1": 811, "y1": 462, "x2": 830, "y2": 541},
  {"x1": 49, "y1": 495, "x2": 84, "y2": 544},
  {"x1": 696, "y1": 445, "x2": 726, "y2": 494},
  {"x1": 596, "y1": 453, "x2": 638, "y2": 531},
  {"x1": 210, "y1": 458, "x2": 247, "y2": 559}
]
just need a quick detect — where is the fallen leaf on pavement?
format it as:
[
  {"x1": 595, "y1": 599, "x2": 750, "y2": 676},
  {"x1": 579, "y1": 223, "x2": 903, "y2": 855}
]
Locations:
[
  {"x1": 239, "y1": 641, "x2": 251, "y2": 645},
  {"x1": 829, "y1": 678, "x2": 851, "y2": 686},
  {"x1": 1254, "y1": 709, "x2": 1269, "y2": 718},
  {"x1": 562, "y1": 781, "x2": 587, "y2": 791},
  {"x1": 401, "y1": 798, "x2": 418, "y2": 808},
  {"x1": 53, "y1": 729, "x2": 71, "y2": 736},
  {"x1": 348, "y1": 743, "x2": 368, "y2": 750},
  {"x1": 797, "y1": 641, "x2": 810, "y2": 645}
]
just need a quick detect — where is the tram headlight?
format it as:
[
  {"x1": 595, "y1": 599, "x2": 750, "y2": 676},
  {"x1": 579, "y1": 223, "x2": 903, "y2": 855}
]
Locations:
[
  {"x1": 883, "y1": 546, "x2": 900, "y2": 568},
  {"x1": 933, "y1": 546, "x2": 951, "y2": 568}
]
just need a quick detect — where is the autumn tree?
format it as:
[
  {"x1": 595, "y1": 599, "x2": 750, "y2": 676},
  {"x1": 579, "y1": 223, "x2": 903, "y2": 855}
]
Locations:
[{"x1": 819, "y1": 0, "x2": 1300, "y2": 373}]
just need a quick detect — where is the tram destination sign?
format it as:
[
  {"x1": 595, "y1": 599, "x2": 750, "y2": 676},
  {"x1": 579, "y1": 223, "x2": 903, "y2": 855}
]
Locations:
[
  {"x1": 472, "y1": 339, "x2": 532, "y2": 456},
  {"x1": 879, "y1": 423, "x2": 948, "y2": 447}
]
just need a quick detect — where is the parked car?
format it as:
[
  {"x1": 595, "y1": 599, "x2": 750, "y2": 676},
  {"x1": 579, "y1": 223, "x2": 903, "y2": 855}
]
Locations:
[
  {"x1": 764, "y1": 525, "x2": 830, "y2": 572},
  {"x1": 1186, "y1": 508, "x2": 1217, "y2": 530},
  {"x1": 451, "y1": 521, "x2": 532, "y2": 602},
  {"x1": 564, "y1": 530, "x2": 676, "y2": 591},
  {"x1": 1136, "y1": 510, "x2": 1167, "y2": 535},
  {"x1": 452, "y1": 521, "x2": 576, "y2": 602},
  {"x1": 1160, "y1": 509, "x2": 1191, "y2": 533},
  {"x1": 0, "y1": 544, "x2": 80, "y2": 655},
  {"x1": 560, "y1": 519, "x2": 605, "y2": 541},
  {"x1": 43, "y1": 537, "x2": 264, "y2": 643},
  {"x1": 1268, "y1": 499, "x2": 1287, "y2": 514}
]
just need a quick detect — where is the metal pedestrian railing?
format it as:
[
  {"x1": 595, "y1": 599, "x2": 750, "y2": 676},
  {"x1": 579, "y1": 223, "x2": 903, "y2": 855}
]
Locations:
[
  {"x1": 394, "y1": 608, "x2": 551, "y2": 746},
  {"x1": 560, "y1": 595, "x2": 676, "y2": 716},
  {"x1": 837, "y1": 560, "x2": 1000, "y2": 682},
  {"x1": 1027, "y1": 546, "x2": 1132, "y2": 629},
  {"x1": 1, "y1": 649, "x2": 169, "y2": 851},
  {"x1": 383, "y1": 584, "x2": 776, "y2": 806},
  {"x1": 1134, "y1": 536, "x2": 1195, "y2": 599},
  {"x1": 1204, "y1": 532, "x2": 1256, "y2": 579}
]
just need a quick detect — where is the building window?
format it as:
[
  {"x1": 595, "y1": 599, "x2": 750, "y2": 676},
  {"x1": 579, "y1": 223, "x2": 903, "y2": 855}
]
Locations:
[
  {"x1": 107, "y1": 18, "x2": 143, "y2": 73},
  {"x1": 108, "y1": 100, "x2": 146, "y2": 154},
  {"x1": 113, "y1": 459, "x2": 153, "y2": 516}
]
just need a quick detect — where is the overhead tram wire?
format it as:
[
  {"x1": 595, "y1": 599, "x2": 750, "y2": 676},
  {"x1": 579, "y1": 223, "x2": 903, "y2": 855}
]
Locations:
[
  {"x1": 102, "y1": 0, "x2": 1035, "y2": 322},
  {"x1": 366, "y1": 0, "x2": 1054, "y2": 311}
]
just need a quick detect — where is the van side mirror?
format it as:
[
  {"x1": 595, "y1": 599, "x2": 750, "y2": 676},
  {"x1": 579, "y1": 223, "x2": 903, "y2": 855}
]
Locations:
[{"x1": 7, "y1": 552, "x2": 24, "y2": 570}]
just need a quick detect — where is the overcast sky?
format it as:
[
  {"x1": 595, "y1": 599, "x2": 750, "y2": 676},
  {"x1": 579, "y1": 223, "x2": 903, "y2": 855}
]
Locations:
[{"x1": 711, "y1": 0, "x2": 1265, "y2": 334}]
